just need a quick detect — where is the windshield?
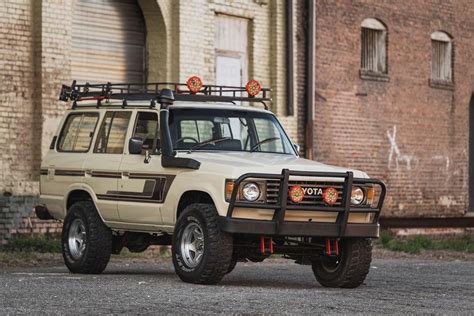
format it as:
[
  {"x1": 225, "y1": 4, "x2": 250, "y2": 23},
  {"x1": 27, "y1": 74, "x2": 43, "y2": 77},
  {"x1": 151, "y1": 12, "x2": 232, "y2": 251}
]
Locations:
[{"x1": 169, "y1": 108, "x2": 296, "y2": 155}]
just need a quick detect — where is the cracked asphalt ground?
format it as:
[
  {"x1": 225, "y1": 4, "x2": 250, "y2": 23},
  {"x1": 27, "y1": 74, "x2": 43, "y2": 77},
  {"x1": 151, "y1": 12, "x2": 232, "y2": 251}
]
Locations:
[{"x1": 1, "y1": 258, "x2": 473, "y2": 314}]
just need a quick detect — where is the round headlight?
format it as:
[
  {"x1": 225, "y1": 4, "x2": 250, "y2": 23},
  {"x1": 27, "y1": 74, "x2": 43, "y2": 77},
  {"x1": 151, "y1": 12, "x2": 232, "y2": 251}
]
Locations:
[
  {"x1": 242, "y1": 182, "x2": 260, "y2": 202},
  {"x1": 351, "y1": 187, "x2": 365, "y2": 205}
]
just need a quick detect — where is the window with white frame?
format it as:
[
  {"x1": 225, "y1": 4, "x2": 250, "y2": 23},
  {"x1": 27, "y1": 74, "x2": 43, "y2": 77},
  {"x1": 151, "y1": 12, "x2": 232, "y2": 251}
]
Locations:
[
  {"x1": 361, "y1": 18, "x2": 387, "y2": 74},
  {"x1": 431, "y1": 31, "x2": 452, "y2": 82}
]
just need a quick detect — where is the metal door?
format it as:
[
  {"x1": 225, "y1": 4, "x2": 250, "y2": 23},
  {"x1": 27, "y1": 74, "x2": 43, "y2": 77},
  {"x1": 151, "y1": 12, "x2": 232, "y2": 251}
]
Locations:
[{"x1": 71, "y1": 0, "x2": 146, "y2": 84}]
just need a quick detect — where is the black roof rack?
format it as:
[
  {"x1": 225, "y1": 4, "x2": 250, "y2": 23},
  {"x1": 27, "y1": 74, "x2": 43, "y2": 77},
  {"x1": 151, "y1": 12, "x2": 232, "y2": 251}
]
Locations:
[{"x1": 59, "y1": 81, "x2": 272, "y2": 110}]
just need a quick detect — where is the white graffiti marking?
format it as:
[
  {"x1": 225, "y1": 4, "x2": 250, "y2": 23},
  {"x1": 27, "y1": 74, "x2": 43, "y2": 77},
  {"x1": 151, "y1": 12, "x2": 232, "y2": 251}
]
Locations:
[
  {"x1": 432, "y1": 155, "x2": 450, "y2": 170},
  {"x1": 387, "y1": 126, "x2": 417, "y2": 171}
]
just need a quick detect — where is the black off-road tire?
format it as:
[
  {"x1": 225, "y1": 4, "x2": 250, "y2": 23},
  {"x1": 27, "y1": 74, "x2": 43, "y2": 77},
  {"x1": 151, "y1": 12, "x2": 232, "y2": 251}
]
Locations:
[
  {"x1": 172, "y1": 203, "x2": 233, "y2": 284},
  {"x1": 226, "y1": 258, "x2": 238, "y2": 274},
  {"x1": 62, "y1": 201, "x2": 113, "y2": 274},
  {"x1": 312, "y1": 238, "x2": 372, "y2": 288}
]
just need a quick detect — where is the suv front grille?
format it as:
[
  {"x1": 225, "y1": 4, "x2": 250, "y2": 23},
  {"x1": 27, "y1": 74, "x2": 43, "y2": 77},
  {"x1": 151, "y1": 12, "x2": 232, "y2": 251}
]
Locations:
[{"x1": 266, "y1": 180, "x2": 344, "y2": 207}]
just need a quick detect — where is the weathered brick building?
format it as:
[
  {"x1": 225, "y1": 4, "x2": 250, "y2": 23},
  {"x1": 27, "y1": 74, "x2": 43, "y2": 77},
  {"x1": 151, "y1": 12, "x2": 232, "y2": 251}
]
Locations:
[
  {"x1": 305, "y1": 0, "x2": 474, "y2": 223},
  {"x1": 1, "y1": 0, "x2": 473, "y2": 241},
  {"x1": 0, "y1": 0, "x2": 305, "y2": 241}
]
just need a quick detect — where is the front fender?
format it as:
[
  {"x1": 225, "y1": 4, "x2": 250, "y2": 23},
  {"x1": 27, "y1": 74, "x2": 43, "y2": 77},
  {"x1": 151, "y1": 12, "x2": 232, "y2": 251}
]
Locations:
[{"x1": 161, "y1": 173, "x2": 227, "y2": 225}]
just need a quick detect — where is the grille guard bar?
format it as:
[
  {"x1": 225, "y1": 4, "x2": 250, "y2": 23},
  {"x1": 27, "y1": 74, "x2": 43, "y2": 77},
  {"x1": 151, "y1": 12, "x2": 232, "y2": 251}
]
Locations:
[{"x1": 226, "y1": 169, "x2": 387, "y2": 238}]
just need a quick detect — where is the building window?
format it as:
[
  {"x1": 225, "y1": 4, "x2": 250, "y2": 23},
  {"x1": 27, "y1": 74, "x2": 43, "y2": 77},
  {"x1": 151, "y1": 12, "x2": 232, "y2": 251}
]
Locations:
[
  {"x1": 431, "y1": 31, "x2": 452, "y2": 85},
  {"x1": 360, "y1": 18, "x2": 387, "y2": 78}
]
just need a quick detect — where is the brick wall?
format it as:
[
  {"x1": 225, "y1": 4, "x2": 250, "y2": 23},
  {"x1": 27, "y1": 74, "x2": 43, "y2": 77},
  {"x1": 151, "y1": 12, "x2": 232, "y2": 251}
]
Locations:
[
  {"x1": 0, "y1": 0, "x2": 303, "y2": 241},
  {"x1": 177, "y1": 0, "x2": 303, "y2": 143},
  {"x1": 312, "y1": 0, "x2": 474, "y2": 218},
  {"x1": 0, "y1": 0, "x2": 73, "y2": 242}
]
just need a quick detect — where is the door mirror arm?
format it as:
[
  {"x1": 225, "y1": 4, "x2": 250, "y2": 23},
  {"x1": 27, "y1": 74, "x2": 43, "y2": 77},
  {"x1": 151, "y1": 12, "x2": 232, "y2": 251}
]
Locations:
[{"x1": 144, "y1": 150, "x2": 151, "y2": 164}]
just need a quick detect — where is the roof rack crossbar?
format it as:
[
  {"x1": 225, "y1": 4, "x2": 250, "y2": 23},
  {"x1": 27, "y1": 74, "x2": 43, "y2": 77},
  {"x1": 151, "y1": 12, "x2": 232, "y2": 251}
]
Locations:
[{"x1": 59, "y1": 81, "x2": 271, "y2": 110}]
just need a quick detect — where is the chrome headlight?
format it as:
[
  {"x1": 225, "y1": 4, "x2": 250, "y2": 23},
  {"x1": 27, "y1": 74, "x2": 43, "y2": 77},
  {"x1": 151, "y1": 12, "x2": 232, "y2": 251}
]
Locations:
[
  {"x1": 242, "y1": 182, "x2": 261, "y2": 202},
  {"x1": 351, "y1": 187, "x2": 365, "y2": 205}
]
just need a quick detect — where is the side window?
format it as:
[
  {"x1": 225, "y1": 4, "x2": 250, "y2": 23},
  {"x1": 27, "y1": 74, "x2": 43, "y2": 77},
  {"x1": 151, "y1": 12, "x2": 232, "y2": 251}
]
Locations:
[
  {"x1": 179, "y1": 120, "x2": 214, "y2": 142},
  {"x1": 220, "y1": 122, "x2": 233, "y2": 138},
  {"x1": 196, "y1": 121, "x2": 214, "y2": 141},
  {"x1": 94, "y1": 111, "x2": 132, "y2": 154},
  {"x1": 57, "y1": 113, "x2": 99, "y2": 152},
  {"x1": 133, "y1": 112, "x2": 159, "y2": 153}
]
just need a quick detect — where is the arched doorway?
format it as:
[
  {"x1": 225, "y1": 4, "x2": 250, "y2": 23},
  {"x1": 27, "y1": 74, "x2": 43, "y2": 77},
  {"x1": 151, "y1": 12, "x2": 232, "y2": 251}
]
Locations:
[{"x1": 71, "y1": 0, "x2": 146, "y2": 84}]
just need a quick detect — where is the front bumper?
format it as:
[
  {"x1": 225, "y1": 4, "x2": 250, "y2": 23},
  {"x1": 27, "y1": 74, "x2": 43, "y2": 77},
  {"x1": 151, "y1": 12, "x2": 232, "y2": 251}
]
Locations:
[
  {"x1": 219, "y1": 217, "x2": 380, "y2": 237},
  {"x1": 220, "y1": 169, "x2": 386, "y2": 238}
]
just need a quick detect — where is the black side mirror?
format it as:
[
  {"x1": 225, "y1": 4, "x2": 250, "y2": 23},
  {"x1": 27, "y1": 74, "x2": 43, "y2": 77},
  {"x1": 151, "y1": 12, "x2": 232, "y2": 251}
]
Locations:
[{"x1": 129, "y1": 137, "x2": 144, "y2": 155}]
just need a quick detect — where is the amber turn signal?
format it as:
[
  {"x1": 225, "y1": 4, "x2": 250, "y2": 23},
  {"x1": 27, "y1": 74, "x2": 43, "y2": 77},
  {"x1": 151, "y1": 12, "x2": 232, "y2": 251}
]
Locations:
[
  {"x1": 366, "y1": 185, "x2": 375, "y2": 206},
  {"x1": 225, "y1": 180, "x2": 235, "y2": 202}
]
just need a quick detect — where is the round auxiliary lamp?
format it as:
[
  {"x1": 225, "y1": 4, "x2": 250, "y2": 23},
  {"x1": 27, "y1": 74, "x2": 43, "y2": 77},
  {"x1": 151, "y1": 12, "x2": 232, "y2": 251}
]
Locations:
[{"x1": 186, "y1": 76, "x2": 203, "y2": 94}]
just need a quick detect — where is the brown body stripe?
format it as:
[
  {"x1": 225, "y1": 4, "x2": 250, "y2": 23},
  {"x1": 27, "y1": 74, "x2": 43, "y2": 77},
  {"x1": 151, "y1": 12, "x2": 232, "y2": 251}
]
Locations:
[
  {"x1": 48, "y1": 169, "x2": 176, "y2": 204},
  {"x1": 90, "y1": 171, "x2": 122, "y2": 179},
  {"x1": 54, "y1": 169, "x2": 85, "y2": 177},
  {"x1": 97, "y1": 175, "x2": 175, "y2": 204}
]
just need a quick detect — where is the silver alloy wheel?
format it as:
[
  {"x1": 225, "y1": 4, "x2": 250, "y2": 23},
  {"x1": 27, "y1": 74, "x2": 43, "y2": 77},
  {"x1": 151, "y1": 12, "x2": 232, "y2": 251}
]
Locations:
[
  {"x1": 68, "y1": 218, "x2": 87, "y2": 260},
  {"x1": 180, "y1": 222, "x2": 205, "y2": 268}
]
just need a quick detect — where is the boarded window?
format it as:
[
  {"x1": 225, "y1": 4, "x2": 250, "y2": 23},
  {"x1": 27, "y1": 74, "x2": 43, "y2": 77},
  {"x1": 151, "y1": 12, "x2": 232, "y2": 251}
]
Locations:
[
  {"x1": 58, "y1": 113, "x2": 99, "y2": 152},
  {"x1": 215, "y1": 14, "x2": 249, "y2": 92},
  {"x1": 94, "y1": 111, "x2": 132, "y2": 154},
  {"x1": 361, "y1": 18, "x2": 387, "y2": 73},
  {"x1": 431, "y1": 32, "x2": 452, "y2": 82}
]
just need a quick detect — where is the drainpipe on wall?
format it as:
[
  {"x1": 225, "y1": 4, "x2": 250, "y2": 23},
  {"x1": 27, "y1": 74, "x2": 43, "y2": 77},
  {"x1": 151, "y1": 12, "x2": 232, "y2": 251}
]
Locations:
[
  {"x1": 305, "y1": 0, "x2": 315, "y2": 160},
  {"x1": 285, "y1": 0, "x2": 294, "y2": 116}
]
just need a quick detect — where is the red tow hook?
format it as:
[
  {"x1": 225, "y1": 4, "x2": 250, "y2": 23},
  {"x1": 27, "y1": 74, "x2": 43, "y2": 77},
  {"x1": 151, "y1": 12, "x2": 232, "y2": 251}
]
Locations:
[
  {"x1": 325, "y1": 239, "x2": 339, "y2": 256},
  {"x1": 259, "y1": 236, "x2": 273, "y2": 255},
  {"x1": 326, "y1": 239, "x2": 331, "y2": 256},
  {"x1": 260, "y1": 236, "x2": 265, "y2": 254}
]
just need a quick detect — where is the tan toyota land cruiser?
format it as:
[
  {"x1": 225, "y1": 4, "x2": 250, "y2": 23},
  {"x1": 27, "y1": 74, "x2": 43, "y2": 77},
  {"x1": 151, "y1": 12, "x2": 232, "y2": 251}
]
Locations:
[{"x1": 35, "y1": 77, "x2": 386, "y2": 288}]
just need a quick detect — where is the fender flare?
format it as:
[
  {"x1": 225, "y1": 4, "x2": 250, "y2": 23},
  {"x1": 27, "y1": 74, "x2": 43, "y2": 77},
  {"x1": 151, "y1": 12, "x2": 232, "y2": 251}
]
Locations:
[{"x1": 64, "y1": 183, "x2": 106, "y2": 223}]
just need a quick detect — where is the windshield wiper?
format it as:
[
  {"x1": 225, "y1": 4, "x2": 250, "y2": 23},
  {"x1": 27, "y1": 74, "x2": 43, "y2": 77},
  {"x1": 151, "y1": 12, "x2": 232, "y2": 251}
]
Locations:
[
  {"x1": 250, "y1": 137, "x2": 280, "y2": 152},
  {"x1": 187, "y1": 137, "x2": 232, "y2": 153}
]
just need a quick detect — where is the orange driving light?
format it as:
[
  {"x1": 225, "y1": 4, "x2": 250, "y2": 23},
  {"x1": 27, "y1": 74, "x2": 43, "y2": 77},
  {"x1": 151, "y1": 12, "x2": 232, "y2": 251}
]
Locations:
[
  {"x1": 288, "y1": 185, "x2": 304, "y2": 203},
  {"x1": 186, "y1": 76, "x2": 203, "y2": 94},
  {"x1": 322, "y1": 187, "x2": 339, "y2": 205},
  {"x1": 245, "y1": 79, "x2": 262, "y2": 97}
]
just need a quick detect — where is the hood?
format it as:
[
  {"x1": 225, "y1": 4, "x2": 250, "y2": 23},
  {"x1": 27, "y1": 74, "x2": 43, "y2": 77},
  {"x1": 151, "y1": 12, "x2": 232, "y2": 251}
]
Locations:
[{"x1": 176, "y1": 151, "x2": 368, "y2": 179}]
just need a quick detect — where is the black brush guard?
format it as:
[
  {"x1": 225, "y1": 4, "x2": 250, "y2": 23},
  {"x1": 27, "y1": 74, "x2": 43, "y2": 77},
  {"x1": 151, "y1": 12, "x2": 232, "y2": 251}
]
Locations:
[{"x1": 218, "y1": 169, "x2": 387, "y2": 238}]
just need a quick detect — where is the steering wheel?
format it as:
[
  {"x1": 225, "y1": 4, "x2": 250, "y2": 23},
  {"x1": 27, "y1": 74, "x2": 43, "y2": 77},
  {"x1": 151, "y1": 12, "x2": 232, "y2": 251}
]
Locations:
[{"x1": 176, "y1": 136, "x2": 199, "y2": 144}]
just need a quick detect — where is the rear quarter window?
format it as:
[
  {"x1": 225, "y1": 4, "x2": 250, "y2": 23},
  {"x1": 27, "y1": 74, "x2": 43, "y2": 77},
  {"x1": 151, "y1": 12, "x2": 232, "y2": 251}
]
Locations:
[{"x1": 57, "y1": 113, "x2": 99, "y2": 152}]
